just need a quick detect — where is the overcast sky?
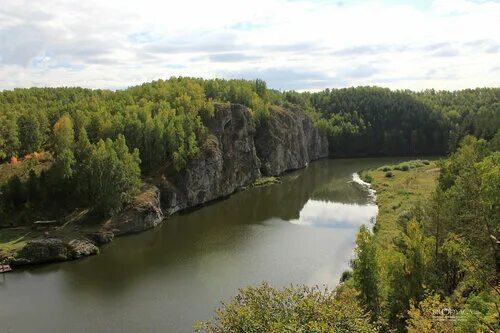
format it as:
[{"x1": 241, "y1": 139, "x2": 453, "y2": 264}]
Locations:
[{"x1": 1, "y1": 0, "x2": 499, "y2": 91}]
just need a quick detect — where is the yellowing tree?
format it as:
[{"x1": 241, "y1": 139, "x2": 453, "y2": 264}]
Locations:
[{"x1": 53, "y1": 114, "x2": 74, "y2": 156}]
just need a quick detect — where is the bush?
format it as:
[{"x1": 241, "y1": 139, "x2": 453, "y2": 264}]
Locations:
[
  {"x1": 385, "y1": 171, "x2": 394, "y2": 178},
  {"x1": 194, "y1": 283, "x2": 375, "y2": 333},
  {"x1": 340, "y1": 270, "x2": 353, "y2": 282},
  {"x1": 379, "y1": 166, "x2": 392, "y2": 172},
  {"x1": 401, "y1": 164, "x2": 410, "y2": 171},
  {"x1": 361, "y1": 173, "x2": 373, "y2": 183}
]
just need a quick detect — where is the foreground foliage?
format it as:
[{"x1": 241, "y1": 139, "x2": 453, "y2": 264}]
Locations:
[{"x1": 194, "y1": 283, "x2": 375, "y2": 333}]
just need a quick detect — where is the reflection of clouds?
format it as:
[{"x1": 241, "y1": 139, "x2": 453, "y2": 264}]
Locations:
[{"x1": 289, "y1": 200, "x2": 378, "y2": 229}]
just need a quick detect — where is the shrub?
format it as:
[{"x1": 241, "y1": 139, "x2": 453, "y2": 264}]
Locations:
[
  {"x1": 340, "y1": 270, "x2": 353, "y2": 282},
  {"x1": 194, "y1": 283, "x2": 375, "y2": 333},
  {"x1": 385, "y1": 171, "x2": 394, "y2": 178},
  {"x1": 379, "y1": 166, "x2": 392, "y2": 172},
  {"x1": 361, "y1": 173, "x2": 373, "y2": 183},
  {"x1": 401, "y1": 164, "x2": 410, "y2": 171}
]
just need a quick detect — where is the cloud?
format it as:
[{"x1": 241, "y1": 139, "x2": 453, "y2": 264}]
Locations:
[
  {"x1": 142, "y1": 32, "x2": 242, "y2": 55},
  {"x1": 221, "y1": 67, "x2": 334, "y2": 90},
  {"x1": 208, "y1": 53, "x2": 261, "y2": 63},
  {"x1": 0, "y1": 0, "x2": 499, "y2": 90},
  {"x1": 334, "y1": 44, "x2": 405, "y2": 56},
  {"x1": 340, "y1": 65, "x2": 379, "y2": 79},
  {"x1": 464, "y1": 39, "x2": 500, "y2": 53}
]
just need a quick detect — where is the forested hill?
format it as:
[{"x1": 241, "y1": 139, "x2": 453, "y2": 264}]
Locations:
[
  {"x1": 271, "y1": 86, "x2": 499, "y2": 156},
  {"x1": 0, "y1": 78, "x2": 498, "y2": 220}
]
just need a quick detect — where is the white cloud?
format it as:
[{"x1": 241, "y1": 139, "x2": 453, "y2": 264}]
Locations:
[{"x1": 0, "y1": 0, "x2": 499, "y2": 90}]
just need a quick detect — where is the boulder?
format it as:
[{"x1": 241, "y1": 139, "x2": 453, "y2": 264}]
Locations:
[
  {"x1": 68, "y1": 239, "x2": 99, "y2": 258},
  {"x1": 105, "y1": 185, "x2": 164, "y2": 235},
  {"x1": 13, "y1": 238, "x2": 72, "y2": 265}
]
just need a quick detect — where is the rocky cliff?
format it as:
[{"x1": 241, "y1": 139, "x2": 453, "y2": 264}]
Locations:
[
  {"x1": 255, "y1": 106, "x2": 329, "y2": 176},
  {"x1": 160, "y1": 103, "x2": 261, "y2": 214},
  {"x1": 159, "y1": 103, "x2": 328, "y2": 214}
]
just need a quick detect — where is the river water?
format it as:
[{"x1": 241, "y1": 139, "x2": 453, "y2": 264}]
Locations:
[{"x1": 1, "y1": 158, "x2": 405, "y2": 333}]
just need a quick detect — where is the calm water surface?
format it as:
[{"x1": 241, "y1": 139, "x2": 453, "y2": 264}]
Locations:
[{"x1": 1, "y1": 158, "x2": 406, "y2": 333}]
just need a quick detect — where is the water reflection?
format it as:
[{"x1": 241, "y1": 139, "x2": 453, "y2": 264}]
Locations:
[{"x1": 290, "y1": 199, "x2": 378, "y2": 229}]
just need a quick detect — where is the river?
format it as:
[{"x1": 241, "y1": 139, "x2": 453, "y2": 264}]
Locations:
[{"x1": 0, "y1": 158, "x2": 406, "y2": 333}]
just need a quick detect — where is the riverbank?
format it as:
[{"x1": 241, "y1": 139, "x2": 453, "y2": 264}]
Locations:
[{"x1": 361, "y1": 160, "x2": 439, "y2": 245}]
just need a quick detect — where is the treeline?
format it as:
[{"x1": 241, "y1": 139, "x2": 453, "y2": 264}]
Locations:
[
  {"x1": 351, "y1": 136, "x2": 500, "y2": 332},
  {"x1": 271, "y1": 87, "x2": 499, "y2": 156}
]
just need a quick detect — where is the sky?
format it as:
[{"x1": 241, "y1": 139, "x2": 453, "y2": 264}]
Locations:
[{"x1": 0, "y1": 0, "x2": 499, "y2": 91}]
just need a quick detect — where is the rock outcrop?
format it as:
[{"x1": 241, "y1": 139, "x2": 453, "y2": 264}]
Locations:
[
  {"x1": 160, "y1": 103, "x2": 261, "y2": 214},
  {"x1": 105, "y1": 185, "x2": 163, "y2": 235},
  {"x1": 11, "y1": 238, "x2": 99, "y2": 266},
  {"x1": 255, "y1": 106, "x2": 329, "y2": 176}
]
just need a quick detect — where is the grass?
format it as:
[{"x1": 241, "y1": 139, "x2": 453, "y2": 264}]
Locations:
[
  {"x1": 363, "y1": 160, "x2": 440, "y2": 246},
  {"x1": 252, "y1": 176, "x2": 281, "y2": 187},
  {"x1": 0, "y1": 229, "x2": 34, "y2": 259},
  {"x1": 358, "y1": 160, "x2": 440, "y2": 304},
  {"x1": 377, "y1": 159, "x2": 430, "y2": 173},
  {"x1": 239, "y1": 176, "x2": 281, "y2": 191}
]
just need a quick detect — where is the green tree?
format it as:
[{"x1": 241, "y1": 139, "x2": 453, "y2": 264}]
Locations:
[
  {"x1": 17, "y1": 113, "x2": 42, "y2": 155},
  {"x1": 87, "y1": 136, "x2": 140, "y2": 215},
  {"x1": 352, "y1": 225, "x2": 380, "y2": 317}
]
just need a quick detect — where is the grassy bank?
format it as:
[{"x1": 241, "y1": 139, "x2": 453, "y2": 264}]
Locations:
[{"x1": 361, "y1": 160, "x2": 440, "y2": 245}]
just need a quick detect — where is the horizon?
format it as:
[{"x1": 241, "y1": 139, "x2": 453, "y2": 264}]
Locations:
[
  {"x1": 1, "y1": 0, "x2": 500, "y2": 91},
  {"x1": 0, "y1": 76, "x2": 498, "y2": 93}
]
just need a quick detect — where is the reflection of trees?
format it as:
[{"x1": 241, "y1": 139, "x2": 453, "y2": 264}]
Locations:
[{"x1": 59, "y1": 158, "x2": 403, "y2": 295}]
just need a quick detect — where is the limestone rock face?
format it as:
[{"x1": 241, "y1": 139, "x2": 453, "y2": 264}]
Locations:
[
  {"x1": 255, "y1": 107, "x2": 329, "y2": 176},
  {"x1": 106, "y1": 185, "x2": 163, "y2": 235},
  {"x1": 160, "y1": 103, "x2": 261, "y2": 214}
]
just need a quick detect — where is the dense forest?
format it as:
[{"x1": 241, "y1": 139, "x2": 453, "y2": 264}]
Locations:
[{"x1": 0, "y1": 77, "x2": 498, "y2": 221}]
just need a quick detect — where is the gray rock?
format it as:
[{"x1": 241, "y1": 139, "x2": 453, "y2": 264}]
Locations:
[
  {"x1": 86, "y1": 231, "x2": 114, "y2": 245},
  {"x1": 13, "y1": 238, "x2": 71, "y2": 265},
  {"x1": 12, "y1": 238, "x2": 97, "y2": 266},
  {"x1": 68, "y1": 239, "x2": 99, "y2": 258},
  {"x1": 160, "y1": 103, "x2": 261, "y2": 214},
  {"x1": 106, "y1": 185, "x2": 164, "y2": 235},
  {"x1": 255, "y1": 106, "x2": 329, "y2": 176}
]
